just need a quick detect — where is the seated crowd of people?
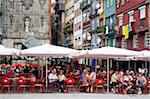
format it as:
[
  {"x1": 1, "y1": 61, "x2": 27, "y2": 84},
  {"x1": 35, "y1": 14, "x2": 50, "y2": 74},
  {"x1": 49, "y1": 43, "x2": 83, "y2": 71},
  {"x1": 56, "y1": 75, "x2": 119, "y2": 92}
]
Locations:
[
  {"x1": 110, "y1": 70, "x2": 148, "y2": 94},
  {"x1": 0, "y1": 64, "x2": 41, "y2": 77},
  {"x1": 0, "y1": 63, "x2": 149, "y2": 94},
  {"x1": 47, "y1": 65, "x2": 149, "y2": 94}
]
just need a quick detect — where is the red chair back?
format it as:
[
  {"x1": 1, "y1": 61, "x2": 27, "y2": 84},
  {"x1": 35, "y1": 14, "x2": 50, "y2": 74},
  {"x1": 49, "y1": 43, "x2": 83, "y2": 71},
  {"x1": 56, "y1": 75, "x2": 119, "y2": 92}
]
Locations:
[
  {"x1": 17, "y1": 77, "x2": 25, "y2": 85},
  {"x1": 1, "y1": 77, "x2": 11, "y2": 85},
  {"x1": 65, "y1": 78, "x2": 75, "y2": 85},
  {"x1": 96, "y1": 79, "x2": 104, "y2": 85}
]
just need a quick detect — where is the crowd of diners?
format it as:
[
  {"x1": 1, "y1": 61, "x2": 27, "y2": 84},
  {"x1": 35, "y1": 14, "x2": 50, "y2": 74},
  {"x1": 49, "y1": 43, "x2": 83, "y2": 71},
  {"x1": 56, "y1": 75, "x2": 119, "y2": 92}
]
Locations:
[
  {"x1": 47, "y1": 64, "x2": 149, "y2": 94},
  {"x1": 0, "y1": 62, "x2": 149, "y2": 94}
]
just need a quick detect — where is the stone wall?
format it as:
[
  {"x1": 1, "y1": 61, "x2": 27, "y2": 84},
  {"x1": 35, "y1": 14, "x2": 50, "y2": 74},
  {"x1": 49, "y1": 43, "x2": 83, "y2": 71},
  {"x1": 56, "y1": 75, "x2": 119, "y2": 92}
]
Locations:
[{"x1": 2, "y1": 0, "x2": 50, "y2": 48}]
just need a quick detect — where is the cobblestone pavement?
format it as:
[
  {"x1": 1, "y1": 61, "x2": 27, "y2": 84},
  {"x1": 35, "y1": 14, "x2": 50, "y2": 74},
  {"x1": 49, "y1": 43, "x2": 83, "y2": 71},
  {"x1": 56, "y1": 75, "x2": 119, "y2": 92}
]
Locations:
[{"x1": 0, "y1": 93, "x2": 149, "y2": 99}]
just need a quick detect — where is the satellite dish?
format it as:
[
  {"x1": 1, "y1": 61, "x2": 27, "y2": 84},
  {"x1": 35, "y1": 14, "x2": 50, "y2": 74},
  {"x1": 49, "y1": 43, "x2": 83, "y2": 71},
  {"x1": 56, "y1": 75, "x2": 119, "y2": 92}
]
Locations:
[
  {"x1": 87, "y1": 32, "x2": 91, "y2": 40},
  {"x1": 96, "y1": 4, "x2": 100, "y2": 9},
  {"x1": 82, "y1": 32, "x2": 86, "y2": 40},
  {"x1": 98, "y1": 8, "x2": 103, "y2": 14}
]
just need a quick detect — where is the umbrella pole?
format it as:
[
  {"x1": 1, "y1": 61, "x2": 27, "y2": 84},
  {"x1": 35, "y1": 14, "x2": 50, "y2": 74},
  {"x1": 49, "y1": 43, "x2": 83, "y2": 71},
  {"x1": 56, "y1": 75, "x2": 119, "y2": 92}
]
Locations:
[
  {"x1": 107, "y1": 58, "x2": 109, "y2": 94},
  {"x1": 145, "y1": 61, "x2": 147, "y2": 77},
  {"x1": 41, "y1": 57, "x2": 44, "y2": 79},
  {"x1": 134, "y1": 61, "x2": 136, "y2": 71},
  {"x1": 128, "y1": 61, "x2": 130, "y2": 70},
  {"x1": 45, "y1": 56, "x2": 48, "y2": 92}
]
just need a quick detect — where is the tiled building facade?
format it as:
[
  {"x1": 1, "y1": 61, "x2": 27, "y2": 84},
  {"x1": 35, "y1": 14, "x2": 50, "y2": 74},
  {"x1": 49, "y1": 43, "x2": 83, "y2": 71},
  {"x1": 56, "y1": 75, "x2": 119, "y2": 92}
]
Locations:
[
  {"x1": 116, "y1": 0, "x2": 150, "y2": 50},
  {"x1": 62, "y1": 0, "x2": 150, "y2": 51}
]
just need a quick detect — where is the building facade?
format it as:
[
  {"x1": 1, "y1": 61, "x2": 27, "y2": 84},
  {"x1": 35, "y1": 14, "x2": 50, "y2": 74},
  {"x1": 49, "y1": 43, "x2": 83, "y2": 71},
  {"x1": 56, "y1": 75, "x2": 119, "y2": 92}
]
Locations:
[
  {"x1": 1, "y1": 0, "x2": 50, "y2": 49},
  {"x1": 73, "y1": 0, "x2": 83, "y2": 49},
  {"x1": 90, "y1": 0, "x2": 105, "y2": 49},
  {"x1": 116, "y1": 0, "x2": 150, "y2": 50},
  {"x1": 80, "y1": 0, "x2": 91, "y2": 51},
  {"x1": 104, "y1": 0, "x2": 116, "y2": 47},
  {"x1": 52, "y1": 0, "x2": 65, "y2": 45},
  {"x1": 63, "y1": 0, "x2": 74, "y2": 48}
]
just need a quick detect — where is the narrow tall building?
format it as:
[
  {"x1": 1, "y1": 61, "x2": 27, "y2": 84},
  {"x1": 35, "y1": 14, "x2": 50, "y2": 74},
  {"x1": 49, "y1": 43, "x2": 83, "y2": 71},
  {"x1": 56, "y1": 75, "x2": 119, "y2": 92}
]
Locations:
[
  {"x1": 73, "y1": 0, "x2": 83, "y2": 49},
  {"x1": 80, "y1": 0, "x2": 91, "y2": 51},
  {"x1": 1, "y1": 0, "x2": 50, "y2": 49},
  {"x1": 89, "y1": 0, "x2": 105, "y2": 49},
  {"x1": 104, "y1": 0, "x2": 116, "y2": 47},
  {"x1": 53, "y1": 0, "x2": 65, "y2": 46},
  {"x1": 63, "y1": 0, "x2": 74, "y2": 48}
]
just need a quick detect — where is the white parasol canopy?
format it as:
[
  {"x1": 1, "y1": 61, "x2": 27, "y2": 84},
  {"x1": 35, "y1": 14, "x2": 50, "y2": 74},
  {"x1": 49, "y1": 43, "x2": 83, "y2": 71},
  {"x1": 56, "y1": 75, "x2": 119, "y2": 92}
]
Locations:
[
  {"x1": 0, "y1": 45, "x2": 20, "y2": 56},
  {"x1": 76, "y1": 46, "x2": 139, "y2": 94},
  {"x1": 77, "y1": 46, "x2": 139, "y2": 59},
  {"x1": 19, "y1": 44, "x2": 79, "y2": 92},
  {"x1": 19, "y1": 44, "x2": 79, "y2": 57},
  {"x1": 136, "y1": 50, "x2": 150, "y2": 61}
]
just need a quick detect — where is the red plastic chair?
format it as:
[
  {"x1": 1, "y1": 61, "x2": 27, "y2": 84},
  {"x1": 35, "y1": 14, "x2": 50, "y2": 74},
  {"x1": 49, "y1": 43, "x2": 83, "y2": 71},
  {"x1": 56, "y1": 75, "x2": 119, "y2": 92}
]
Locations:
[
  {"x1": 31, "y1": 78, "x2": 46, "y2": 93},
  {"x1": 0, "y1": 77, "x2": 12, "y2": 93},
  {"x1": 48, "y1": 79, "x2": 57, "y2": 93},
  {"x1": 65, "y1": 78, "x2": 75, "y2": 93},
  {"x1": 118, "y1": 81, "x2": 125, "y2": 94},
  {"x1": 17, "y1": 77, "x2": 31, "y2": 93},
  {"x1": 144, "y1": 79, "x2": 150, "y2": 94},
  {"x1": 95, "y1": 79, "x2": 105, "y2": 93}
]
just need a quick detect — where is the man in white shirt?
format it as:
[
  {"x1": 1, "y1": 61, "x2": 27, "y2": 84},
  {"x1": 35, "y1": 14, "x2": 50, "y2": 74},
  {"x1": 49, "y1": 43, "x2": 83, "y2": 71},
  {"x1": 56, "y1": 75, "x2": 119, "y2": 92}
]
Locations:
[
  {"x1": 48, "y1": 69, "x2": 58, "y2": 84},
  {"x1": 58, "y1": 70, "x2": 66, "y2": 92},
  {"x1": 89, "y1": 68, "x2": 96, "y2": 93}
]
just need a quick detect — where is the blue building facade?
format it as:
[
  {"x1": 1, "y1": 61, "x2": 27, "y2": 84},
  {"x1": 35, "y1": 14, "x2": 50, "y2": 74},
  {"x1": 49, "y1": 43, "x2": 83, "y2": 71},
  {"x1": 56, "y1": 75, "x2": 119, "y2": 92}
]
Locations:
[{"x1": 104, "y1": 0, "x2": 116, "y2": 47}]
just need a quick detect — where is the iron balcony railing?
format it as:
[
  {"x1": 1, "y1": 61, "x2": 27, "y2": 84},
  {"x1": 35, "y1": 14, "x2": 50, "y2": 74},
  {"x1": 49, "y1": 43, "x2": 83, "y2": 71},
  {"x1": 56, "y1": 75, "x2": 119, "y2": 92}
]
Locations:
[{"x1": 89, "y1": 26, "x2": 105, "y2": 34}]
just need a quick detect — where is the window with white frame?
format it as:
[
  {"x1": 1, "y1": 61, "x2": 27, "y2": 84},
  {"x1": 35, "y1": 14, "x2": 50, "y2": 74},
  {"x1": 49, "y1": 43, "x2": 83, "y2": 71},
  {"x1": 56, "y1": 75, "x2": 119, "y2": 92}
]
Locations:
[
  {"x1": 116, "y1": 0, "x2": 120, "y2": 8},
  {"x1": 83, "y1": 13, "x2": 87, "y2": 21},
  {"x1": 121, "y1": 0, "x2": 125, "y2": 5},
  {"x1": 122, "y1": 37, "x2": 126, "y2": 48},
  {"x1": 145, "y1": 32, "x2": 150, "y2": 48},
  {"x1": 118, "y1": 14, "x2": 123, "y2": 27},
  {"x1": 83, "y1": 10, "x2": 90, "y2": 22},
  {"x1": 132, "y1": 34, "x2": 139, "y2": 48},
  {"x1": 113, "y1": 39, "x2": 116, "y2": 47},
  {"x1": 110, "y1": 0, "x2": 113, "y2": 6},
  {"x1": 106, "y1": 0, "x2": 110, "y2": 8},
  {"x1": 110, "y1": 16, "x2": 113, "y2": 26},
  {"x1": 128, "y1": 10, "x2": 134, "y2": 23},
  {"x1": 92, "y1": 17, "x2": 99, "y2": 30},
  {"x1": 139, "y1": 5, "x2": 146, "y2": 19}
]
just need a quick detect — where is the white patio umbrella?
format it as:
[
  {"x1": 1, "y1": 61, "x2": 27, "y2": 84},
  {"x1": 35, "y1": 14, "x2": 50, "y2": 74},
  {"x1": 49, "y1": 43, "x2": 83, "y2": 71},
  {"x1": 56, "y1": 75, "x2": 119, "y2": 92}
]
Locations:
[
  {"x1": 76, "y1": 46, "x2": 139, "y2": 93},
  {"x1": 19, "y1": 44, "x2": 79, "y2": 91},
  {"x1": 77, "y1": 46, "x2": 139, "y2": 59},
  {"x1": 0, "y1": 45, "x2": 20, "y2": 56},
  {"x1": 136, "y1": 50, "x2": 150, "y2": 61},
  {"x1": 20, "y1": 44, "x2": 79, "y2": 57}
]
